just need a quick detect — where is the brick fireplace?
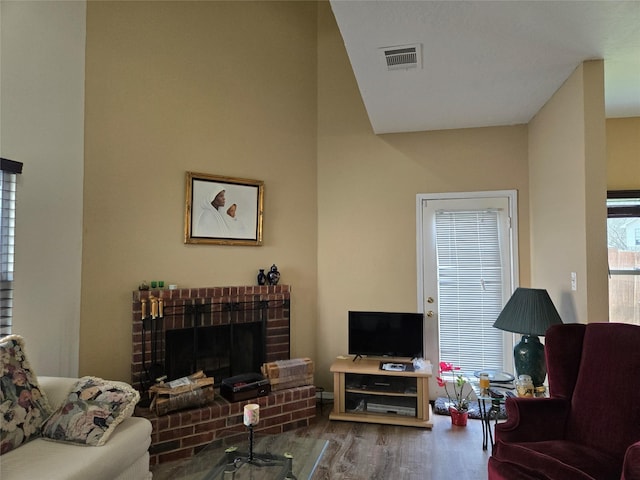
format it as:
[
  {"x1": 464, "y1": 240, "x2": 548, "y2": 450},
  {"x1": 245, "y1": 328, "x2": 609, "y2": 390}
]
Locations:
[
  {"x1": 131, "y1": 285, "x2": 317, "y2": 466},
  {"x1": 131, "y1": 285, "x2": 292, "y2": 392}
]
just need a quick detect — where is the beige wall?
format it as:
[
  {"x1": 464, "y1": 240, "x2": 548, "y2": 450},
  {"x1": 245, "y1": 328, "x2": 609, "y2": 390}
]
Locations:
[
  {"x1": 607, "y1": 117, "x2": 640, "y2": 190},
  {"x1": 6, "y1": 2, "x2": 622, "y2": 392},
  {"x1": 81, "y1": 1, "x2": 318, "y2": 381},
  {"x1": 2, "y1": 0, "x2": 86, "y2": 377},
  {"x1": 528, "y1": 61, "x2": 608, "y2": 324},
  {"x1": 316, "y1": 2, "x2": 530, "y2": 389}
]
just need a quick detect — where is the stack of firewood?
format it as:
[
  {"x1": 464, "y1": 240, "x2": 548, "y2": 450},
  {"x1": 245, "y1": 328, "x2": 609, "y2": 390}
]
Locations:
[
  {"x1": 261, "y1": 357, "x2": 314, "y2": 391},
  {"x1": 149, "y1": 371, "x2": 215, "y2": 416}
]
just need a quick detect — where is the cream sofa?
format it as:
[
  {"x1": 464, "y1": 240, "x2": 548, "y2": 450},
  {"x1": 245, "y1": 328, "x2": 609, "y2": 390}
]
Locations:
[{"x1": 1, "y1": 376, "x2": 153, "y2": 480}]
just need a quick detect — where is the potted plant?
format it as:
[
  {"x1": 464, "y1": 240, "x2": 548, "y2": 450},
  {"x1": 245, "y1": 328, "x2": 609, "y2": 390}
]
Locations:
[{"x1": 437, "y1": 362, "x2": 473, "y2": 426}]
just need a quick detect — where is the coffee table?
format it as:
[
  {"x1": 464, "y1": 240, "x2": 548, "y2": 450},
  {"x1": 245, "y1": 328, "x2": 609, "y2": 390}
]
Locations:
[{"x1": 168, "y1": 431, "x2": 328, "y2": 480}]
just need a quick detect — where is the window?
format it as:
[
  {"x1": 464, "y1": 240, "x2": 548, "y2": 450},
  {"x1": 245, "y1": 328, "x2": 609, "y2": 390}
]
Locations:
[
  {"x1": 435, "y1": 210, "x2": 506, "y2": 371},
  {"x1": 0, "y1": 158, "x2": 23, "y2": 338},
  {"x1": 607, "y1": 190, "x2": 640, "y2": 326}
]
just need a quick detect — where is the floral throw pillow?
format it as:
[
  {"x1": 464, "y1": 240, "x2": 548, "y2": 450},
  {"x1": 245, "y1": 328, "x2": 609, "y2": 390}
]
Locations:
[
  {"x1": 0, "y1": 335, "x2": 53, "y2": 455},
  {"x1": 41, "y1": 376, "x2": 140, "y2": 446}
]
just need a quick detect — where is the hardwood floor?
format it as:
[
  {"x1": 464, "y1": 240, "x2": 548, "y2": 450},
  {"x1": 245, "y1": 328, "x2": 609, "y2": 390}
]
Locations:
[
  {"x1": 152, "y1": 402, "x2": 492, "y2": 480},
  {"x1": 301, "y1": 402, "x2": 491, "y2": 480}
]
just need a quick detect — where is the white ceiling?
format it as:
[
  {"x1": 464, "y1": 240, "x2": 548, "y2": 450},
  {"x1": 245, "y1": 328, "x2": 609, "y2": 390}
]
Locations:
[{"x1": 329, "y1": 0, "x2": 640, "y2": 134}]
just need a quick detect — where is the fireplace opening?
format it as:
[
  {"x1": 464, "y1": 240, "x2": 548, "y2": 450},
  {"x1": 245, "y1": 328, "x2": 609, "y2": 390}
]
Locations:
[{"x1": 165, "y1": 322, "x2": 264, "y2": 385}]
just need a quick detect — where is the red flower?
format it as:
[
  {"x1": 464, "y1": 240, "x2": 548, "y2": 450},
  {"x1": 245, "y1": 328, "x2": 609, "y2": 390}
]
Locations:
[
  {"x1": 439, "y1": 362, "x2": 454, "y2": 372},
  {"x1": 439, "y1": 362, "x2": 460, "y2": 373}
]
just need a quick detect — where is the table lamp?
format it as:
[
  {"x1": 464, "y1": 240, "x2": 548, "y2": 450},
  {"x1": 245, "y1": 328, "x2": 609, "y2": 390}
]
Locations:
[{"x1": 493, "y1": 288, "x2": 563, "y2": 387}]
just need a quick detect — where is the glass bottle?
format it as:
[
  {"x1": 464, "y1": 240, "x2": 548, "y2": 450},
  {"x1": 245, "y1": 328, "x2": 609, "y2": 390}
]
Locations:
[
  {"x1": 516, "y1": 374, "x2": 534, "y2": 397},
  {"x1": 479, "y1": 373, "x2": 490, "y2": 395}
]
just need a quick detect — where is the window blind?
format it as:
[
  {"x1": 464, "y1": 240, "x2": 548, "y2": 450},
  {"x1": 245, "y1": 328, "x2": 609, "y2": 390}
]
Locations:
[
  {"x1": 0, "y1": 158, "x2": 22, "y2": 337},
  {"x1": 435, "y1": 210, "x2": 504, "y2": 373}
]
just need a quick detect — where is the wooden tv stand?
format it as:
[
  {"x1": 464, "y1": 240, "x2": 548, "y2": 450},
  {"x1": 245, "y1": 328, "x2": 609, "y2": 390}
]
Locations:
[{"x1": 330, "y1": 357, "x2": 433, "y2": 428}]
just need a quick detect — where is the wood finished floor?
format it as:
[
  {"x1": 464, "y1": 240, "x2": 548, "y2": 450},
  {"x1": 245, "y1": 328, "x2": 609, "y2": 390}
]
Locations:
[
  {"x1": 152, "y1": 401, "x2": 491, "y2": 480},
  {"x1": 302, "y1": 402, "x2": 489, "y2": 480}
]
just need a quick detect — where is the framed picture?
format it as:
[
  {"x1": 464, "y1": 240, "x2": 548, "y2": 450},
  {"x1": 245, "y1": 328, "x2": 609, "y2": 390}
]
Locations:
[{"x1": 184, "y1": 172, "x2": 264, "y2": 246}]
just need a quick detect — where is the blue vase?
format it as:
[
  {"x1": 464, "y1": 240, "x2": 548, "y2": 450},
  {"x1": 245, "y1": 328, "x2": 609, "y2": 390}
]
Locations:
[
  {"x1": 257, "y1": 269, "x2": 267, "y2": 286},
  {"x1": 267, "y1": 264, "x2": 281, "y2": 285}
]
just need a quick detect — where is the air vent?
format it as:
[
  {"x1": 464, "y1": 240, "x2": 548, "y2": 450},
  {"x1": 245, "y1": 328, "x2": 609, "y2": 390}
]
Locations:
[{"x1": 381, "y1": 44, "x2": 421, "y2": 71}]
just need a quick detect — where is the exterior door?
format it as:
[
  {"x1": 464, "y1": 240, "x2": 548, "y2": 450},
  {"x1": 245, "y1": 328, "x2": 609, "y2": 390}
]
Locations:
[{"x1": 416, "y1": 191, "x2": 518, "y2": 384}]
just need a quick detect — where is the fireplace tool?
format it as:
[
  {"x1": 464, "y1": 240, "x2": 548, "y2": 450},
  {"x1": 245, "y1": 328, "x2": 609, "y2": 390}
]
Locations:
[{"x1": 140, "y1": 297, "x2": 165, "y2": 404}]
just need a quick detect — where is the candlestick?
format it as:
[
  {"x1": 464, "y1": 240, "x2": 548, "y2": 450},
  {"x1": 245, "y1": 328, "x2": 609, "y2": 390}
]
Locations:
[{"x1": 248, "y1": 424, "x2": 255, "y2": 462}]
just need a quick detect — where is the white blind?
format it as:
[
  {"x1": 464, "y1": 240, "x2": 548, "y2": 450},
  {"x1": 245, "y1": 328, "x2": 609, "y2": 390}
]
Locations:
[
  {"x1": 435, "y1": 210, "x2": 504, "y2": 373},
  {"x1": 0, "y1": 171, "x2": 17, "y2": 337}
]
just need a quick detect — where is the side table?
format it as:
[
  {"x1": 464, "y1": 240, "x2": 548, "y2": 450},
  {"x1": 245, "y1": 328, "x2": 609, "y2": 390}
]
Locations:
[{"x1": 470, "y1": 382, "x2": 513, "y2": 451}]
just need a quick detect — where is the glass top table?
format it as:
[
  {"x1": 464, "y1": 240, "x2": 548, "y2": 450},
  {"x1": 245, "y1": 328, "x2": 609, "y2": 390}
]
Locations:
[
  {"x1": 469, "y1": 380, "x2": 515, "y2": 451},
  {"x1": 469, "y1": 379, "x2": 548, "y2": 450},
  {"x1": 169, "y1": 431, "x2": 328, "y2": 480}
]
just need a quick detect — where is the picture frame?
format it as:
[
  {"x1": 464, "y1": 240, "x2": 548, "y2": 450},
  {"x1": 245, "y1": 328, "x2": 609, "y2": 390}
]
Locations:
[{"x1": 184, "y1": 172, "x2": 264, "y2": 246}]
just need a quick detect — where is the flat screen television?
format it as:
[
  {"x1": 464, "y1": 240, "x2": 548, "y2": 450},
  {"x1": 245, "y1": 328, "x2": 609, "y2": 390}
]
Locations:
[{"x1": 348, "y1": 311, "x2": 424, "y2": 359}]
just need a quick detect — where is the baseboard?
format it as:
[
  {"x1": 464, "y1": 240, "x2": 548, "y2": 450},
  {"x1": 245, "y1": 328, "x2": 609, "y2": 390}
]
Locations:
[{"x1": 316, "y1": 391, "x2": 334, "y2": 400}]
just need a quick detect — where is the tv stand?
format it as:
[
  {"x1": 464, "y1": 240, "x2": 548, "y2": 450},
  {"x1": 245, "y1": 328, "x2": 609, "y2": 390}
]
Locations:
[{"x1": 330, "y1": 357, "x2": 433, "y2": 428}]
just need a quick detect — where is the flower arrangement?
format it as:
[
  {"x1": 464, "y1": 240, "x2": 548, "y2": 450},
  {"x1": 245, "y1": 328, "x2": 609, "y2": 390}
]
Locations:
[{"x1": 437, "y1": 362, "x2": 473, "y2": 412}]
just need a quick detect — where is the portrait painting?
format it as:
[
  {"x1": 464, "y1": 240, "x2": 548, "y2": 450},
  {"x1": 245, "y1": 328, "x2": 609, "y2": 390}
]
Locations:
[{"x1": 184, "y1": 172, "x2": 264, "y2": 246}]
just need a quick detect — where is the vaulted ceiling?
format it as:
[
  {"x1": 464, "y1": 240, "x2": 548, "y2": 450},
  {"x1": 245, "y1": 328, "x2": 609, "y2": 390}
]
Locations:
[{"x1": 329, "y1": 1, "x2": 640, "y2": 134}]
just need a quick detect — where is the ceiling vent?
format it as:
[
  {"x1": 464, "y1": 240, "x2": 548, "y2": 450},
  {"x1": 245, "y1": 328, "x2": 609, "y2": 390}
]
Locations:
[{"x1": 381, "y1": 44, "x2": 421, "y2": 71}]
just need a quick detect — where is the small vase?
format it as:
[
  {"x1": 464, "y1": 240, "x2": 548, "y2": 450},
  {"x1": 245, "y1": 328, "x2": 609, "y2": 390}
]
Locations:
[
  {"x1": 267, "y1": 264, "x2": 281, "y2": 285},
  {"x1": 449, "y1": 407, "x2": 468, "y2": 426},
  {"x1": 257, "y1": 269, "x2": 267, "y2": 286}
]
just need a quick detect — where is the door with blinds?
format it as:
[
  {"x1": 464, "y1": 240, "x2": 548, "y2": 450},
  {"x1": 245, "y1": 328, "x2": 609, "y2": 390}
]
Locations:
[{"x1": 417, "y1": 191, "x2": 518, "y2": 378}]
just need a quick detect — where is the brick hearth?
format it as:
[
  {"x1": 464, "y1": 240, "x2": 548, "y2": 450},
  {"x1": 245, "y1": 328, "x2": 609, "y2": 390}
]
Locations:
[{"x1": 136, "y1": 385, "x2": 316, "y2": 466}]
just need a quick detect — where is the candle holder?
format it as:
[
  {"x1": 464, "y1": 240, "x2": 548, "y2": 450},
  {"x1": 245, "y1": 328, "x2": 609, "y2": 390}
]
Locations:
[
  {"x1": 210, "y1": 405, "x2": 298, "y2": 479},
  {"x1": 248, "y1": 424, "x2": 255, "y2": 463},
  {"x1": 243, "y1": 403, "x2": 260, "y2": 463}
]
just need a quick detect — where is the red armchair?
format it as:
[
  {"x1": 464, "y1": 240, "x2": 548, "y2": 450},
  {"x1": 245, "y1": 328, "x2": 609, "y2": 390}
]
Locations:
[{"x1": 488, "y1": 322, "x2": 640, "y2": 480}]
